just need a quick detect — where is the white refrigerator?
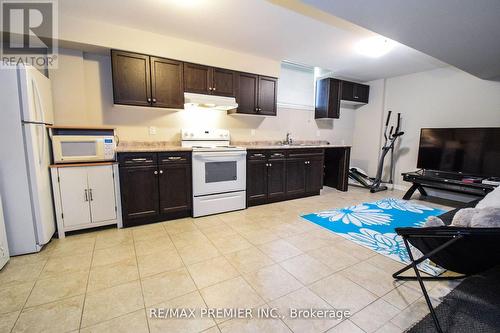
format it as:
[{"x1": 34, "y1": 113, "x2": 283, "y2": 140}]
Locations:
[
  {"x1": 0, "y1": 65, "x2": 56, "y2": 255},
  {"x1": 0, "y1": 194, "x2": 9, "y2": 269}
]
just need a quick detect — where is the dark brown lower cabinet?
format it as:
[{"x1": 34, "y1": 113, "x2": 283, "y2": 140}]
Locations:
[
  {"x1": 159, "y1": 163, "x2": 192, "y2": 214},
  {"x1": 119, "y1": 152, "x2": 192, "y2": 227},
  {"x1": 247, "y1": 156, "x2": 268, "y2": 205},
  {"x1": 267, "y1": 157, "x2": 286, "y2": 201},
  {"x1": 285, "y1": 158, "x2": 307, "y2": 197},
  {"x1": 287, "y1": 149, "x2": 324, "y2": 199},
  {"x1": 247, "y1": 151, "x2": 287, "y2": 206},
  {"x1": 119, "y1": 166, "x2": 159, "y2": 221},
  {"x1": 324, "y1": 147, "x2": 351, "y2": 191},
  {"x1": 306, "y1": 155, "x2": 324, "y2": 194},
  {"x1": 247, "y1": 149, "x2": 324, "y2": 207}
]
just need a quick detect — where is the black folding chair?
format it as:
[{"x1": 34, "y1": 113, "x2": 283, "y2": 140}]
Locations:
[{"x1": 393, "y1": 226, "x2": 500, "y2": 333}]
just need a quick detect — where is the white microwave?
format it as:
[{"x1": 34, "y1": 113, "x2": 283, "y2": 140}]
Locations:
[{"x1": 52, "y1": 135, "x2": 116, "y2": 164}]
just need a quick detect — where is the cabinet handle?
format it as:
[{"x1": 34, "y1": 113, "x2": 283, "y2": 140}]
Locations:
[
  {"x1": 84, "y1": 189, "x2": 89, "y2": 202},
  {"x1": 167, "y1": 156, "x2": 182, "y2": 160},
  {"x1": 152, "y1": 98, "x2": 157, "y2": 103},
  {"x1": 269, "y1": 163, "x2": 272, "y2": 167},
  {"x1": 208, "y1": 87, "x2": 213, "y2": 91},
  {"x1": 213, "y1": 87, "x2": 216, "y2": 91},
  {"x1": 159, "y1": 170, "x2": 163, "y2": 174},
  {"x1": 89, "y1": 189, "x2": 93, "y2": 201},
  {"x1": 252, "y1": 154, "x2": 265, "y2": 158},
  {"x1": 147, "y1": 97, "x2": 152, "y2": 103},
  {"x1": 154, "y1": 170, "x2": 158, "y2": 175},
  {"x1": 131, "y1": 158, "x2": 147, "y2": 161}
]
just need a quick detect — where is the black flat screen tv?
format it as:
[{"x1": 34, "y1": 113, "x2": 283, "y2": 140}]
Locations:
[{"x1": 417, "y1": 127, "x2": 500, "y2": 177}]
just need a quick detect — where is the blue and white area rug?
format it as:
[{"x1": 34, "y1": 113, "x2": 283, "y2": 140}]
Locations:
[{"x1": 301, "y1": 198, "x2": 446, "y2": 276}]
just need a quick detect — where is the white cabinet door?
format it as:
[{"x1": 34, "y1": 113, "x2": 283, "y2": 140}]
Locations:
[
  {"x1": 58, "y1": 167, "x2": 91, "y2": 227},
  {"x1": 87, "y1": 165, "x2": 117, "y2": 223}
]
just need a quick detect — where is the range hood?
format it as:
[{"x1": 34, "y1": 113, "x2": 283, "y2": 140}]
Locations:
[{"x1": 184, "y1": 92, "x2": 238, "y2": 111}]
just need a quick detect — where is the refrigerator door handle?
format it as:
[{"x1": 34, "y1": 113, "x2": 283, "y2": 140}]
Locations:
[
  {"x1": 31, "y1": 81, "x2": 41, "y2": 123},
  {"x1": 33, "y1": 81, "x2": 45, "y2": 125},
  {"x1": 41, "y1": 125, "x2": 46, "y2": 166},
  {"x1": 32, "y1": 82, "x2": 46, "y2": 165},
  {"x1": 35, "y1": 126, "x2": 42, "y2": 165}
]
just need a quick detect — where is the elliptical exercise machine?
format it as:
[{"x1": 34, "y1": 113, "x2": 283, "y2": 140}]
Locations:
[{"x1": 349, "y1": 111, "x2": 405, "y2": 193}]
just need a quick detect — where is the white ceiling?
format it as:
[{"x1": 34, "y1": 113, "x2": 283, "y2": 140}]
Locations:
[
  {"x1": 303, "y1": 0, "x2": 500, "y2": 81},
  {"x1": 59, "y1": 0, "x2": 446, "y2": 82}
]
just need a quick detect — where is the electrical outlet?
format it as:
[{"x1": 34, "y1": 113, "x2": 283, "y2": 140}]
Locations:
[
  {"x1": 149, "y1": 126, "x2": 157, "y2": 135},
  {"x1": 251, "y1": 129, "x2": 256, "y2": 136}
]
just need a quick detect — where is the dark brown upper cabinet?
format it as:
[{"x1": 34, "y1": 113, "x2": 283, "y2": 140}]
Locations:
[
  {"x1": 184, "y1": 64, "x2": 235, "y2": 97},
  {"x1": 111, "y1": 50, "x2": 184, "y2": 108},
  {"x1": 111, "y1": 51, "x2": 152, "y2": 107},
  {"x1": 232, "y1": 72, "x2": 278, "y2": 116},
  {"x1": 315, "y1": 78, "x2": 341, "y2": 119},
  {"x1": 111, "y1": 49, "x2": 277, "y2": 112},
  {"x1": 315, "y1": 78, "x2": 370, "y2": 119},
  {"x1": 341, "y1": 80, "x2": 370, "y2": 104},
  {"x1": 184, "y1": 63, "x2": 211, "y2": 94},
  {"x1": 258, "y1": 76, "x2": 278, "y2": 116},
  {"x1": 212, "y1": 68, "x2": 235, "y2": 97},
  {"x1": 150, "y1": 57, "x2": 184, "y2": 109},
  {"x1": 234, "y1": 72, "x2": 258, "y2": 114}
]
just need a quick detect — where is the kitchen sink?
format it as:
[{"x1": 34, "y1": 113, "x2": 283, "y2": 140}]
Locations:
[{"x1": 280, "y1": 143, "x2": 318, "y2": 147}]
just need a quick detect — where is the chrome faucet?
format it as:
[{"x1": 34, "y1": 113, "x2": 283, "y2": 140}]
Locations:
[{"x1": 285, "y1": 132, "x2": 293, "y2": 145}]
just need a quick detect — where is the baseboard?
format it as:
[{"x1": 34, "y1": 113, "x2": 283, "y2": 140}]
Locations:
[{"x1": 392, "y1": 184, "x2": 410, "y2": 191}]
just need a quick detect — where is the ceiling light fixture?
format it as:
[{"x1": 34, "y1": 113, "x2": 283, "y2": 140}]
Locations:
[
  {"x1": 169, "y1": 0, "x2": 202, "y2": 7},
  {"x1": 356, "y1": 36, "x2": 396, "y2": 58}
]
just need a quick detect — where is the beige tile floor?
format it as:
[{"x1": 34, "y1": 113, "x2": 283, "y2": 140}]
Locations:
[{"x1": 0, "y1": 187, "x2": 461, "y2": 333}]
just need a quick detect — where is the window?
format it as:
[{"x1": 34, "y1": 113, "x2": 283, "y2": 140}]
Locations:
[{"x1": 277, "y1": 62, "x2": 315, "y2": 109}]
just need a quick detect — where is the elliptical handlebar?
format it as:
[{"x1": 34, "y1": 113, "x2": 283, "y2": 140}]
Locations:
[
  {"x1": 395, "y1": 113, "x2": 401, "y2": 134},
  {"x1": 393, "y1": 131, "x2": 405, "y2": 138},
  {"x1": 385, "y1": 110, "x2": 392, "y2": 126},
  {"x1": 384, "y1": 111, "x2": 392, "y2": 141}
]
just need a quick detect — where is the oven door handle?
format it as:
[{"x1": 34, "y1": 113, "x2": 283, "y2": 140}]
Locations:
[{"x1": 193, "y1": 152, "x2": 247, "y2": 158}]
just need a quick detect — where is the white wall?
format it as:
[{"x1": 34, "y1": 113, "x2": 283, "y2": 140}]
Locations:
[
  {"x1": 50, "y1": 49, "x2": 355, "y2": 145},
  {"x1": 351, "y1": 79, "x2": 386, "y2": 175},
  {"x1": 352, "y1": 66, "x2": 500, "y2": 188},
  {"x1": 57, "y1": 15, "x2": 280, "y2": 77}
]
